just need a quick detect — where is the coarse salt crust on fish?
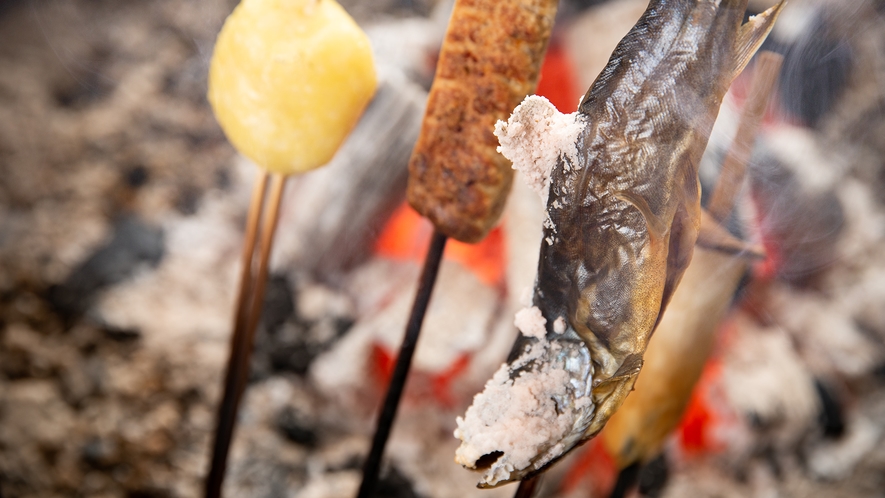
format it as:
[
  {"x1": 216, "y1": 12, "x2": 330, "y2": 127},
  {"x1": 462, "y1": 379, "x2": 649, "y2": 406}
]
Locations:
[
  {"x1": 453, "y1": 329, "x2": 595, "y2": 486},
  {"x1": 494, "y1": 95, "x2": 585, "y2": 204},
  {"x1": 514, "y1": 305, "x2": 547, "y2": 339}
]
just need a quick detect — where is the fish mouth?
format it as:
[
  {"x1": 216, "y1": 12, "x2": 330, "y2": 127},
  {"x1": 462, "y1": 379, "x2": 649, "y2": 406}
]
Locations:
[{"x1": 453, "y1": 327, "x2": 596, "y2": 488}]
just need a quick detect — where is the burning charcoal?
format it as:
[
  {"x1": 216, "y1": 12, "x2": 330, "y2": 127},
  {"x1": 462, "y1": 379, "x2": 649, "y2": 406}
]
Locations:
[{"x1": 47, "y1": 216, "x2": 164, "y2": 319}]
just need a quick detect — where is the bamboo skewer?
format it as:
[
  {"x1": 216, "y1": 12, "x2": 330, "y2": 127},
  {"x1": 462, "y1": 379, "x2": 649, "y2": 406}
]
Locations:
[
  {"x1": 243, "y1": 174, "x2": 287, "y2": 347},
  {"x1": 205, "y1": 172, "x2": 288, "y2": 498},
  {"x1": 707, "y1": 51, "x2": 785, "y2": 223},
  {"x1": 357, "y1": 231, "x2": 448, "y2": 498}
]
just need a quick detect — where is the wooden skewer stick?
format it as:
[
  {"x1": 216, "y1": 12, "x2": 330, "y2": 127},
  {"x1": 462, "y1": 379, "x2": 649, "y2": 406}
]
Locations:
[
  {"x1": 243, "y1": 174, "x2": 288, "y2": 346},
  {"x1": 206, "y1": 171, "x2": 288, "y2": 498},
  {"x1": 707, "y1": 51, "x2": 784, "y2": 223}
]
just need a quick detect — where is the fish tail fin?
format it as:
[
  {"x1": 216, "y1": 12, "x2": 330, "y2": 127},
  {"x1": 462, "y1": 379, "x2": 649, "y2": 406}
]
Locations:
[{"x1": 731, "y1": 1, "x2": 787, "y2": 80}]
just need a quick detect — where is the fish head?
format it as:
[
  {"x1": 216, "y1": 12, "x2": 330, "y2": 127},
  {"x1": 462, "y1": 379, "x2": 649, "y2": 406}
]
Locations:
[{"x1": 453, "y1": 328, "x2": 597, "y2": 488}]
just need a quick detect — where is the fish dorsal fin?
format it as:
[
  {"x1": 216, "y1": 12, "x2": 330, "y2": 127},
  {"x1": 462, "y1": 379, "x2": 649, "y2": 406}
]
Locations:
[
  {"x1": 697, "y1": 210, "x2": 765, "y2": 258},
  {"x1": 731, "y1": 1, "x2": 787, "y2": 80}
]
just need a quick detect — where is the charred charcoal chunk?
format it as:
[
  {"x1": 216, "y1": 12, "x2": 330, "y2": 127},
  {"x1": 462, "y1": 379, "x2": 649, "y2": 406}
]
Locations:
[
  {"x1": 638, "y1": 453, "x2": 669, "y2": 497},
  {"x1": 47, "y1": 216, "x2": 164, "y2": 320},
  {"x1": 126, "y1": 487, "x2": 171, "y2": 498},
  {"x1": 173, "y1": 185, "x2": 201, "y2": 215},
  {"x1": 375, "y1": 465, "x2": 422, "y2": 498},
  {"x1": 268, "y1": 341, "x2": 315, "y2": 376},
  {"x1": 101, "y1": 325, "x2": 141, "y2": 342},
  {"x1": 814, "y1": 379, "x2": 846, "y2": 439},
  {"x1": 124, "y1": 165, "x2": 150, "y2": 189},
  {"x1": 610, "y1": 463, "x2": 641, "y2": 498},
  {"x1": 81, "y1": 436, "x2": 121, "y2": 470},
  {"x1": 262, "y1": 275, "x2": 295, "y2": 335},
  {"x1": 777, "y1": 13, "x2": 853, "y2": 129},
  {"x1": 275, "y1": 406, "x2": 317, "y2": 448}
]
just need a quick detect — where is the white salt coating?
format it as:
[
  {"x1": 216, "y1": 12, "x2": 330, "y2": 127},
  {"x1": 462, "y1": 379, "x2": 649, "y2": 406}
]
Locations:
[
  {"x1": 514, "y1": 306, "x2": 547, "y2": 339},
  {"x1": 494, "y1": 95, "x2": 585, "y2": 204},
  {"x1": 453, "y1": 331, "x2": 594, "y2": 487},
  {"x1": 553, "y1": 316, "x2": 567, "y2": 334},
  {"x1": 454, "y1": 98, "x2": 590, "y2": 486}
]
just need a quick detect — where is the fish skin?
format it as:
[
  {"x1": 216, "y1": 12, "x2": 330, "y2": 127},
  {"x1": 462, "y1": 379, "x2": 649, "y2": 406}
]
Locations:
[{"x1": 536, "y1": 0, "x2": 773, "y2": 441}]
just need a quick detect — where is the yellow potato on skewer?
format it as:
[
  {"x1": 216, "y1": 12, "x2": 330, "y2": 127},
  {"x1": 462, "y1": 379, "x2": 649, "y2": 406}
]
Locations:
[
  {"x1": 204, "y1": 2, "x2": 376, "y2": 495},
  {"x1": 208, "y1": 0, "x2": 377, "y2": 174}
]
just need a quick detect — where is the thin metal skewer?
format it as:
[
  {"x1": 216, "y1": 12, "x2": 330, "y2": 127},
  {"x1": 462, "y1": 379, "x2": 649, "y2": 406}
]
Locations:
[
  {"x1": 357, "y1": 230, "x2": 448, "y2": 498},
  {"x1": 205, "y1": 171, "x2": 288, "y2": 498}
]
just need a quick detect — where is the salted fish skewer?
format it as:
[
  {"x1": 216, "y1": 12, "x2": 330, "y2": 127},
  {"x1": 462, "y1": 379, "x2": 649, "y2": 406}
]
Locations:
[{"x1": 454, "y1": 0, "x2": 785, "y2": 487}]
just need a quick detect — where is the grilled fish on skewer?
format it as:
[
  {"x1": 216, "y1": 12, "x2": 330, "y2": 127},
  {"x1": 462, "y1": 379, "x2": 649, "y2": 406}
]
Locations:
[{"x1": 454, "y1": 0, "x2": 785, "y2": 487}]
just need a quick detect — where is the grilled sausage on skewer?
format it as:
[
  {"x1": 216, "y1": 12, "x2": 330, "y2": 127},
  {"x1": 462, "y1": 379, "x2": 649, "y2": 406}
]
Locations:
[{"x1": 407, "y1": 0, "x2": 559, "y2": 243}]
